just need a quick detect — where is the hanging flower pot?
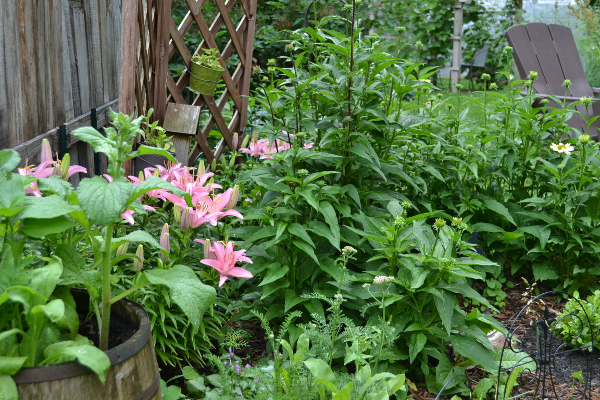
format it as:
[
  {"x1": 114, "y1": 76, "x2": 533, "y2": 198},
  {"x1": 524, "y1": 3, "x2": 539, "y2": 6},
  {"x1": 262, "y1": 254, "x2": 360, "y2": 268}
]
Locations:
[{"x1": 189, "y1": 49, "x2": 225, "y2": 96}]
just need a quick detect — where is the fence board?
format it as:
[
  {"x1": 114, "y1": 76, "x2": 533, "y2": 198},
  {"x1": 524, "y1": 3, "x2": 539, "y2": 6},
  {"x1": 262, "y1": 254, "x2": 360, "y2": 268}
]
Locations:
[{"x1": 1, "y1": 0, "x2": 122, "y2": 178}]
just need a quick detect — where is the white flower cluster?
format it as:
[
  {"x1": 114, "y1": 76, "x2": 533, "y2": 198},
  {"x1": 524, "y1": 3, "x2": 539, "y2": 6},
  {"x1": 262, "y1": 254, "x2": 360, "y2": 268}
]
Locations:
[{"x1": 373, "y1": 276, "x2": 394, "y2": 285}]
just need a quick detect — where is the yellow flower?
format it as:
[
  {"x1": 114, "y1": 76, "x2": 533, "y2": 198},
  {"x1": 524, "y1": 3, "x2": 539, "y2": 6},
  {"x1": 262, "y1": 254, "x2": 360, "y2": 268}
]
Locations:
[{"x1": 550, "y1": 142, "x2": 575, "y2": 154}]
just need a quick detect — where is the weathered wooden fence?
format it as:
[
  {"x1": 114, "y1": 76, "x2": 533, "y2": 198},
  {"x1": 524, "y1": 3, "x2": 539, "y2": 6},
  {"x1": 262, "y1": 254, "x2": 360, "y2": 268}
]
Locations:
[{"x1": 0, "y1": 0, "x2": 122, "y2": 182}]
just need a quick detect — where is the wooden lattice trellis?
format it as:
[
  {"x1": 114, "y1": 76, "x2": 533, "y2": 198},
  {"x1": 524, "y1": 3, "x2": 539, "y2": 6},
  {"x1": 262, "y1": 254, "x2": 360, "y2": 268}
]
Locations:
[{"x1": 120, "y1": 0, "x2": 257, "y2": 166}]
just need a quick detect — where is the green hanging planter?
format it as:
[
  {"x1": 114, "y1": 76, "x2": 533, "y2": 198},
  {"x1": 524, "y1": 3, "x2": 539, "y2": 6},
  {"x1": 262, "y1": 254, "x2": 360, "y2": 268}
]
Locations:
[{"x1": 189, "y1": 61, "x2": 224, "y2": 96}]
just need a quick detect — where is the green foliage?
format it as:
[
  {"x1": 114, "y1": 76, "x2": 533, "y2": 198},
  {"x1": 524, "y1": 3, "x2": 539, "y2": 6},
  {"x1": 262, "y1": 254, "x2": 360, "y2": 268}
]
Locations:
[
  {"x1": 139, "y1": 108, "x2": 174, "y2": 152},
  {"x1": 554, "y1": 290, "x2": 600, "y2": 350},
  {"x1": 192, "y1": 48, "x2": 223, "y2": 70},
  {"x1": 0, "y1": 156, "x2": 110, "y2": 393}
]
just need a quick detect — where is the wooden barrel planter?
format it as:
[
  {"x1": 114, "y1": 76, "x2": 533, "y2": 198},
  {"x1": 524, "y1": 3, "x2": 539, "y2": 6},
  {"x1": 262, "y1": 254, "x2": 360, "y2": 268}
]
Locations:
[{"x1": 12, "y1": 291, "x2": 161, "y2": 400}]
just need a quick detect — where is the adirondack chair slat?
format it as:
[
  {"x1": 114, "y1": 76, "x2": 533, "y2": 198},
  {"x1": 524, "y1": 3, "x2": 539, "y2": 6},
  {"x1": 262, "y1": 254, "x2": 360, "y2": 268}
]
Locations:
[
  {"x1": 526, "y1": 23, "x2": 572, "y2": 97},
  {"x1": 548, "y1": 24, "x2": 592, "y2": 98},
  {"x1": 505, "y1": 25, "x2": 552, "y2": 95}
]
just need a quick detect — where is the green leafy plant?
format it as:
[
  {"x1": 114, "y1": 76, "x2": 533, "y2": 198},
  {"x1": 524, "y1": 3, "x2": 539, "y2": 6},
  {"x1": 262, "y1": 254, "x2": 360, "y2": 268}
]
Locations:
[
  {"x1": 554, "y1": 290, "x2": 600, "y2": 350},
  {"x1": 139, "y1": 108, "x2": 174, "y2": 152},
  {"x1": 0, "y1": 150, "x2": 110, "y2": 398},
  {"x1": 63, "y1": 111, "x2": 217, "y2": 351},
  {"x1": 192, "y1": 48, "x2": 223, "y2": 70}
]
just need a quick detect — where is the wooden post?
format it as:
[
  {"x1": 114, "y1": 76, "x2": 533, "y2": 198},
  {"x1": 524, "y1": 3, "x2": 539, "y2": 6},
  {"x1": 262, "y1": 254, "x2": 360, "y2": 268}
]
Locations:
[
  {"x1": 238, "y1": 0, "x2": 257, "y2": 136},
  {"x1": 153, "y1": 0, "x2": 173, "y2": 124},
  {"x1": 118, "y1": 0, "x2": 138, "y2": 116},
  {"x1": 450, "y1": 0, "x2": 471, "y2": 93},
  {"x1": 119, "y1": 0, "x2": 139, "y2": 176}
]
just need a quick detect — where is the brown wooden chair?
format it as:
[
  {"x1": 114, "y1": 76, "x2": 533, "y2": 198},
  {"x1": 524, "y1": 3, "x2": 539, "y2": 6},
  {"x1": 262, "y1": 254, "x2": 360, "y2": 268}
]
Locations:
[{"x1": 505, "y1": 23, "x2": 600, "y2": 140}]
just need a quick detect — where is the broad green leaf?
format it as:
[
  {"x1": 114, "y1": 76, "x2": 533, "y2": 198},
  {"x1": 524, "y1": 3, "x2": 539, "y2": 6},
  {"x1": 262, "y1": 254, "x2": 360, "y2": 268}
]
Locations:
[
  {"x1": 132, "y1": 145, "x2": 177, "y2": 162},
  {"x1": 451, "y1": 335, "x2": 498, "y2": 373},
  {"x1": 76, "y1": 177, "x2": 133, "y2": 226},
  {"x1": 483, "y1": 198, "x2": 516, "y2": 226},
  {"x1": 532, "y1": 263, "x2": 559, "y2": 282},
  {"x1": 0, "y1": 375, "x2": 18, "y2": 400},
  {"x1": 409, "y1": 333, "x2": 427, "y2": 363},
  {"x1": 54, "y1": 244, "x2": 101, "y2": 297},
  {"x1": 29, "y1": 258, "x2": 62, "y2": 298},
  {"x1": 182, "y1": 366, "x2": 200, "y2": 381},
  {"x1": 0, "y1": 178, "x2": 25, "y2": 216},
  {"x1": 471, "y1": 223, "x2": 503, "y2": 233},
  {"x1": 0, "y1": 357, "x2": 27, "y2": 376},
  {"x1": 288, "y1": 223, "x2": 315, "y2": 247},
  {"x1": 0, "y1": 329, "x2": 24, "y2": 344},
  {"x1": 519, "y1": 225, "x2": 551, "y2": 250},
  {"x1": 144, "y1": 265, "x2": 217, "y2": 333},
  {"x1": 21, "y1": 216, "x2": 75, "y2": 238},
  {"x1": 0, "y1": 286, "x2": 46, "y2": 313},
  {"x1": 38, "y1": 299, "x2": 66, "y2": 323},
  {"x1": 259, "y1": 265, "x2": 289, "y2": 286},
  {"x1": 0, "y1": 150, "x2": 20, "y2": 179},
  {"x1": 304, "y1": 358, "x2": 338, "y2": 391},
  {"x1": 260, "y1": 278, "x2": 290, "y2": 300},
  {"x1": 72, "y1": 127, "x2": 112, "y2": 154},
  {"x1": 243, "y1": 226, "x2": 277, "y2": 244},
  {"x1": 332, "y1": 382, "x2": 352, "y2": 400},
  {"x1": 19, "y1": 195, "x2": 79, "y2": 219},
  {"x1": 112, "y1": 231, "x2": 163, "y2": 251},
  {"x1": 41, "y1": 344, "x2": 110, "y2": 384},
  {"x1": 320, "y1": 201, "x2": 340, "y2": 249},
  {"x1": 284, "y1": 290, "x2": 307, "y2": 313},
  {"x1": 37, "y1": 176, "x2": 74, "y2": 198},
  {"x1": 437, "y1": 283, "x2": 494, "y2": 311},
  {"x1": 292, "y1": 238, "x2": 320, "y2": 264},
  {"x1": 434, "y1": 290, "x2": 454, "y2": 336}
]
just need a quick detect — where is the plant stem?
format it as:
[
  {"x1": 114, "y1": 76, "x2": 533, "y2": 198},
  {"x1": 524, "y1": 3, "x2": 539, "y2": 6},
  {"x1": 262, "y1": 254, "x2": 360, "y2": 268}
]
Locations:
[{"x1": 100, "y1": 222, "x2": 115, "y2": 351}]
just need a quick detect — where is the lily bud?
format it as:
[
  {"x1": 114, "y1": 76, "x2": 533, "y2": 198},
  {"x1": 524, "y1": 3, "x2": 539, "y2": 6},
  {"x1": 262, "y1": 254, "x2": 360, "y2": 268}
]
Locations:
[
  {"x1": 232, "y1": 132, "x2": 239, "y2": 150},
  {"x1": 198, "y1": 160, "x2": 206, "y2": 175},
  {"x1": 139, "y1": 171, "x2": 145, "y2": 181},
  {"x1": 204, "y1": 238, "x2": 212, "y2": 260},
  {"x1": 116, "y1": 242, "x2": 129, "y2": 257},
  {"x1": 229, "y1": 155, "x2": 236, "y2": 168},
  {"x1": 174, "y1": 206, "x2": 181, "y2": 223},
  {"x1": 160, "y1": 223, "x2": 170, "y2": 261},
  {"x1": 240, "y1": 134, "x2": 250, "y2": 149},
  {"x1": 60, "y1": 154, "x2": 71, "y2": 181},
  {"x1": 40, "y1": 139, "x2": 53, "y2": 163},
  {"x1": 180, "y1": 208, "x2": 191, "y2": 232},
  {"x1": 134, "y1": 245, "x2": 144, "y2": 271},
  {"x1": 227, "y1": 185, "x2": 240, "y2": 210},
  {"x1": 210, "y1": 158, "x2": 217, "y2": 172}
]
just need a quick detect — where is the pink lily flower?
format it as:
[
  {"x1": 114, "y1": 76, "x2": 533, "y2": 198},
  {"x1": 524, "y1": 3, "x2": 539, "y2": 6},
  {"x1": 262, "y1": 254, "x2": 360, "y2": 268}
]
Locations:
[
  {"x1": 19, "y1": 159, "x2": 86, "y2": 197},
  {"x1": 40, "y1": 139, "x2": 53, "y2": 163},
  {"x1": 240, "y1": 139, "x2": 270, "y2": 157},
  {"x1": 160, "y1": 223, "x2": 170, "y2": 261},
  {"x1": 200, "y1": 241, "x2": 253, "y2": 287},
  {"x1": 260, "y1": 139, "x2": 291, "y2": 159}
]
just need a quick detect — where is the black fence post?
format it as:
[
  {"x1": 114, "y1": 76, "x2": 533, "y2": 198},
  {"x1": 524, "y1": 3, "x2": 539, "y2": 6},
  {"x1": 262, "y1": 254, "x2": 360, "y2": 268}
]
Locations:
[
  {"x1": 92, "y1": 108, "x2": 100, "y2": 176},
  {"x1": 59, "y1": 125, "x2": 67, "y2": 159}
]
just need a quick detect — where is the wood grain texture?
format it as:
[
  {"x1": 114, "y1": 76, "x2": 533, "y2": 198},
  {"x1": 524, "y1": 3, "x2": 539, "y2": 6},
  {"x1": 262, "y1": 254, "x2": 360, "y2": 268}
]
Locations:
[
  {"x1": 2, "y1": 0, "x2": 122, "y2": 178},
  {"x1": 119, "y1": 0, "x2": 139, "y2": 116},
  {"x1": 163, "y1": 103, "x2": 201, "y2": 136}
]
